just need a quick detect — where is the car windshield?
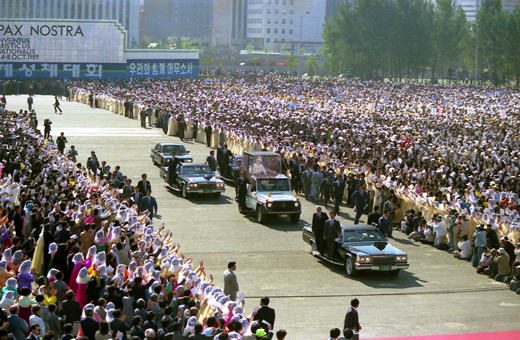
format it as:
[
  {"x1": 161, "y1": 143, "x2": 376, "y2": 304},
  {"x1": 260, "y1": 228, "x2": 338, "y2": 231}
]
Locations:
[
  {"x1": 343, "y1": 229, "x2": 386, "y2": 243},
  {"x1": 257, "y1": 179, "x2": 291, "y2": 192},
  {"x1": 181, "y1": 165, "x2": 213, "y2": 176},
  {"x1": 162, "y1": 144, "x2": 187, "y2": 155},
  {"x1": 233, "y1": 158, "x2": 243, "y2": 167}
]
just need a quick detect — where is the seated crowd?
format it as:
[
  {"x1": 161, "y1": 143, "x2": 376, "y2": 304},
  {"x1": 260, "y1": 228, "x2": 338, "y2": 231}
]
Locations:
[{"x1": 0, "y1": 108, "x2": 289, "y2": 340}]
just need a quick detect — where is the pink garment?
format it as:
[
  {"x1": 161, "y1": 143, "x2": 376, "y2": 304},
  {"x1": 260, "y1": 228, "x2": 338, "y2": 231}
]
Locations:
[
  {"x1": 68, "y1": 262, "x2": 82, "y2": 293},
  {"x1": 76, "y1": 282, "x2": 87, "y2": 308},
  {"x1": 84, "y1": 258, "x2": 93, "y2": 269},
  {"x1": 224, "y1": 311, "x2": 234, "y2": 327}
]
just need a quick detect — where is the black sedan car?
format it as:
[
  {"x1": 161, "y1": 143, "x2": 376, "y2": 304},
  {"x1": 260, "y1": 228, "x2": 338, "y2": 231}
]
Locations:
[
  {"x1": 302, "y1": 224, "x2": 409, "y2": 276},
  {"x1": 160, "y1": 163, "x2": 225, "y2": 198},
  {"x1": 151, "y1": 142, "x2": 193, "y2": 166},
  {"x1": 219, "y1": 156, "x2": 243, "y2": 183}
]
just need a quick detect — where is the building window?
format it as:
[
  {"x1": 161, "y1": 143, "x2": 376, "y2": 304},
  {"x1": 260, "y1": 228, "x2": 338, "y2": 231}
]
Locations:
[
  {"x1": 289, "y1": 29, "x2": 293, "y2": 34},
  {"x1": 266, "y1": 38, "x2": 270, "y2": 43},
  {"x1": 282, "y1": 9, "x2": 286, "y2": 15},
  {"x1": 282, "y1": 19, "x2": 286, "y2": 24},
  {"x1": 290, "y1": 0, "x2": 294, "y2": 4},
  {"x1": 282, "y1": 29, "x2": 285, "y2": 34},
  {"x1": 275, "y1": 9, "x2": 279, "y2": 14},
  {"x1": 266, "y1": 28, "x2": 271, "y2": 33},
  {"x1": 289, "y1": 19, "x2": 293, "y2": 24},
  {"x1": 267, "y1": 9, "x2": 271, "y2": 14},
  {"x1": 283, "y1": 0, "x2": 286, "y2": 4},
  {"x1": 267, "y1": 18, "x2": 271, "y2": 24},
  {"x1": 274, "y1": 28, "x2": 278, "y2": 34},
  {"x1": 275, "y1": 0, "x2": 279, "y2": 4},
  {"x1": 290, "y1": 9, "x2": 294, "y2": 15}
]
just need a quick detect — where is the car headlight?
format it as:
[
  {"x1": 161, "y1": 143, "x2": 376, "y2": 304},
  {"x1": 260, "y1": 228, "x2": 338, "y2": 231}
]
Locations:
[
  {"x1": 396, "y1": 255, "x2": 408, "y2": 263},
  {"x1": 267, "y1": 202, "x2": 273, "y2": 208},
  {"x1": 356, "y1": 256, "x2": 372, "y2": 264},
  {"x1": 216, "y1": 183, "x2": 225, "y2": 188},
  {"x1": 294, "y1": 202, "x2": 299, "y2": 207},
  {"x1": 189, "y1": 183, "x2": 198, "y2": 188},
  {"x1": 185, "y1": 159, "x2": 193, "y2": 163}
]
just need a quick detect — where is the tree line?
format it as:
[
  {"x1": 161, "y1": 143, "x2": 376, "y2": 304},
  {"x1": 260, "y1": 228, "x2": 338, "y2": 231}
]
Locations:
[{"x1": 322, "y1": 0, "x2": 520, "y2": 85}]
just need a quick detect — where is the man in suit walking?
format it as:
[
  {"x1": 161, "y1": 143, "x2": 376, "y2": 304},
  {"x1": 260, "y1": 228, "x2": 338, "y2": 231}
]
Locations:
[
  {"x1": 367, "y1": 205, "x2": 381, "y2": 227},
  {"x1": 206, "y1": 150, "x2": 217, "y2": 172},
  {"x1": 383, "y1": 196, "x2": 396, "y2": 237},
  {"x1": 56, "y1": 132, "x2": 67, "y2": 154},
  {"x1": 352, "y1": 184, "x2": 369, "y2": 224},
  {"x1": 223, "y1": 261, "x2": 239, "y2": 301},
  {"x1": 122, "y1": 179, "x2": 134, "y2": 199},
  {"x1": 312, "y1": 206, "x2": 328, "y2": 255},
  {"x1": 252, "y1": 297, "x2": 276, "y2": 331},
  {"x1": 378, "y1": 210, "x2": 390, "y2": 238},
  {"x1": 140, "y1": 190, "x2": 158, "y2": 218},
  {"x1": 344, "y1": 298, "x2": 361, "y2": 340},
  {"x1": 168, "y1": 152, "x2": 182, "y2": 186},
  {"x1": 131, "y1": 187, "x2": 144, "y2": 210},
  {"x1": 324, "y1": 212, "x2": 342, "y2": 261},
  {"x1": 320, "y1": 173, "x2": 333, "y2": 210},
  {"x1": 301, "y1": 165, "x2": 313, "y2": 199},
  {"x1": 331, "y1": 175, "x2": 346, "y2": 213},
  {"x1": 137, "y1": 174, "x2": 151, "y2": 194},
  {"x1": 236, "y1": 172, "x2": 249, "y2": 212},
  {"x1": 216, "y1": 142, "x2": 224, "y2": 171},
  {"x1": 205, "y1": 124, "x2": 212, "y2": 147}
]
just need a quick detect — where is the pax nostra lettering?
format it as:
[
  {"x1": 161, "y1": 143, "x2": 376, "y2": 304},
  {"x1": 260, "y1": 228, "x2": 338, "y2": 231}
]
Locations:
[{"x1": 0, "y1": 24, "x2": 84, "y2": 37}]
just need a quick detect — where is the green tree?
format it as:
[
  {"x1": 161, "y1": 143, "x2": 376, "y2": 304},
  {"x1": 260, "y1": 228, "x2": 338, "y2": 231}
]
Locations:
[
  {"x1": 306, "y1": 53, "x2": 318, "y2": 75},
  {"x1": 138, "y1": 36, "x2": 151, "y2": 49},
  {"x1": 281, "y1": 44, "x2": 289, "y2": 55},
  {"x1": 245, "y1": 43, "x2": 254, "y2": 54},
  {"x1": 287, "y1": 51, "x2": 298, "y2": 69}
]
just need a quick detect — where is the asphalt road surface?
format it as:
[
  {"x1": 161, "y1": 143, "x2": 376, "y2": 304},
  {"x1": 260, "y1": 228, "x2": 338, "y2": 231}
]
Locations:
[{"x1": 8, "y1": 95, "x2": 520, "y2": 339}]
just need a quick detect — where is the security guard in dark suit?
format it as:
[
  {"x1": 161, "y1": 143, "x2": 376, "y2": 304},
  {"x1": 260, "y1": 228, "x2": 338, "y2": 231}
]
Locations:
[
  {"x1": 236, "y1": 171, "x2": 249, "y2": 212},
  {"x1": 324, "y1": 212, "x2": 342, "y2": 260},
  {"x1": 168, "y1": 151, "x2": 182, "y2": 186},
  {"x1": 206, "y1": 150, "x2": 217, "y2": 171}
]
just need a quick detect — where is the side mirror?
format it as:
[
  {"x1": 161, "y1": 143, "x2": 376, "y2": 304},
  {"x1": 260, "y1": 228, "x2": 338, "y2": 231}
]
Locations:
[{"x1": 187, "y1": 150, "x2": 190, "y2": 154}]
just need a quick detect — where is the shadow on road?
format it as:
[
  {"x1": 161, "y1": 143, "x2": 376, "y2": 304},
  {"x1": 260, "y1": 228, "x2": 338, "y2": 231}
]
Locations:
[{"x1": 316, "y1": 257, "x2": 427, "y2": 289}]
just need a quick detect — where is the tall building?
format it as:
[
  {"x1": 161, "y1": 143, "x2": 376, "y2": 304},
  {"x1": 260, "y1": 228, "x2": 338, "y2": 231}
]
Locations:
[
  {"x1": 459, "y1": 0, "x2": 519, "y2": 21},
  {"x1": 213, "y1": 0, "x2": 248, "y2": 49},
  {"x1": 144, "y1": 0, "x2": 213, "y2": 43},
  {"x1": 143, "y1": 0, "x2": 173, "y2": 40},
  {"x1": 0, "y1": 0, "x2": 140, "y2": 46}
]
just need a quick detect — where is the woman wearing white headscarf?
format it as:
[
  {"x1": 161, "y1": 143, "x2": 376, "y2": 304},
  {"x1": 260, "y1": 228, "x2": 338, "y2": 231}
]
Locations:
[
  {"x1": 69, "y1": 253, "x2": 84, "y2": 294},
  {"x1": 0, "y1": 290, "x2": 14, "y2": 315},
  {"x1": 47, "y1": 243, "x2": 58, "y2": 272},
  {"x1": 0, "y1": 278, "x2": 18, "y2": 299},
  {"x1": 0, "y1": 260, "x2": 14, "y2": 288},
  {"x1": 17, "y1": 260, "x2": 34, "y2": 290},
  {"x1": 76, "y1": 267, "x2": 90, "y2": 308}
]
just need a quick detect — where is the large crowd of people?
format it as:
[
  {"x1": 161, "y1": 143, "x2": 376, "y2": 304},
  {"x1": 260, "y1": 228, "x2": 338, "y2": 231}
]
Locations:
[
  {"x1": 2, "y1": 74, "x2": 520, "y2": 340},
  {"x1": 0, "y1": 105, "x2": 290, "y2": 340}
]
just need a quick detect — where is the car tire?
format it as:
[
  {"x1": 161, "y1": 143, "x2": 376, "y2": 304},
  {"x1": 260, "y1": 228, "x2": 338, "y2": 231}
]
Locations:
[
  {"x1": 214, "y1": 193, "x2": 221, "y2": 199},
  {"x1": 390, "y1": 269, "x2": 400, "y2": 276},
  {"x1": 257, "y1": 207, "x2": 266, "y2": 224},
  {"x1": 345, "y1": 257, "x2": 358, "y2": 276},
  {"x1": 290, "y1": 214, "x2": 300, "y2": 224},
  {"x1": 181, "y1": 185, "x2": 189, "y2": 198}
]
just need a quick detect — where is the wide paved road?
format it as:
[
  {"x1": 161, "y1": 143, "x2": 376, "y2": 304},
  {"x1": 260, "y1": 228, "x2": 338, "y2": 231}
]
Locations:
[{"x1": 8, "y1": 95, "x2": 520, "y2": 339}]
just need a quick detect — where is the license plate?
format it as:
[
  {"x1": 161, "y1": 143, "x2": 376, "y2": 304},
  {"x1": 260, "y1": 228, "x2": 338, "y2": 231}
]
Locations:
[
  {"x1": 279, "y1": 214, "x2": 288, "y2": 218},
  {"x1": 204, "y1": 189, "x2": 212, "y2": 193},
  {"x1": 380, "y1": 265, "x2": 391, "y2": 271}
]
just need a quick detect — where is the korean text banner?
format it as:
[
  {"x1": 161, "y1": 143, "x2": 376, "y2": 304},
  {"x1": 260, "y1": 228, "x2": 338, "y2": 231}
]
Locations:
[{"x1": 0, "y1": 20, "x2": 199, "y2": 79}]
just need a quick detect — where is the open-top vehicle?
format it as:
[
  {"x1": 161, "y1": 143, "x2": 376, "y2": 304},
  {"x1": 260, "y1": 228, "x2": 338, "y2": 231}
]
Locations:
[{"x1": 238, "y1": 151, "x2": 301, "y2": 223}]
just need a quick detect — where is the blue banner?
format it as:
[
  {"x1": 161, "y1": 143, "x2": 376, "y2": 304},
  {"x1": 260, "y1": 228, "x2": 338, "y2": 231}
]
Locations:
[{"x1": 0, "y1": 59, "x2": 199, "y2": 79}]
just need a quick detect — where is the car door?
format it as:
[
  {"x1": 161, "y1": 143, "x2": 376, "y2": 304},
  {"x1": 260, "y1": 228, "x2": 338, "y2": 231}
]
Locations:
[
  {"x1": 246, "y1": 179, "x2": 257, "y2": 210},
  {"x1": 153, "y1": 144, "x2": 161, "y2": 164}
]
